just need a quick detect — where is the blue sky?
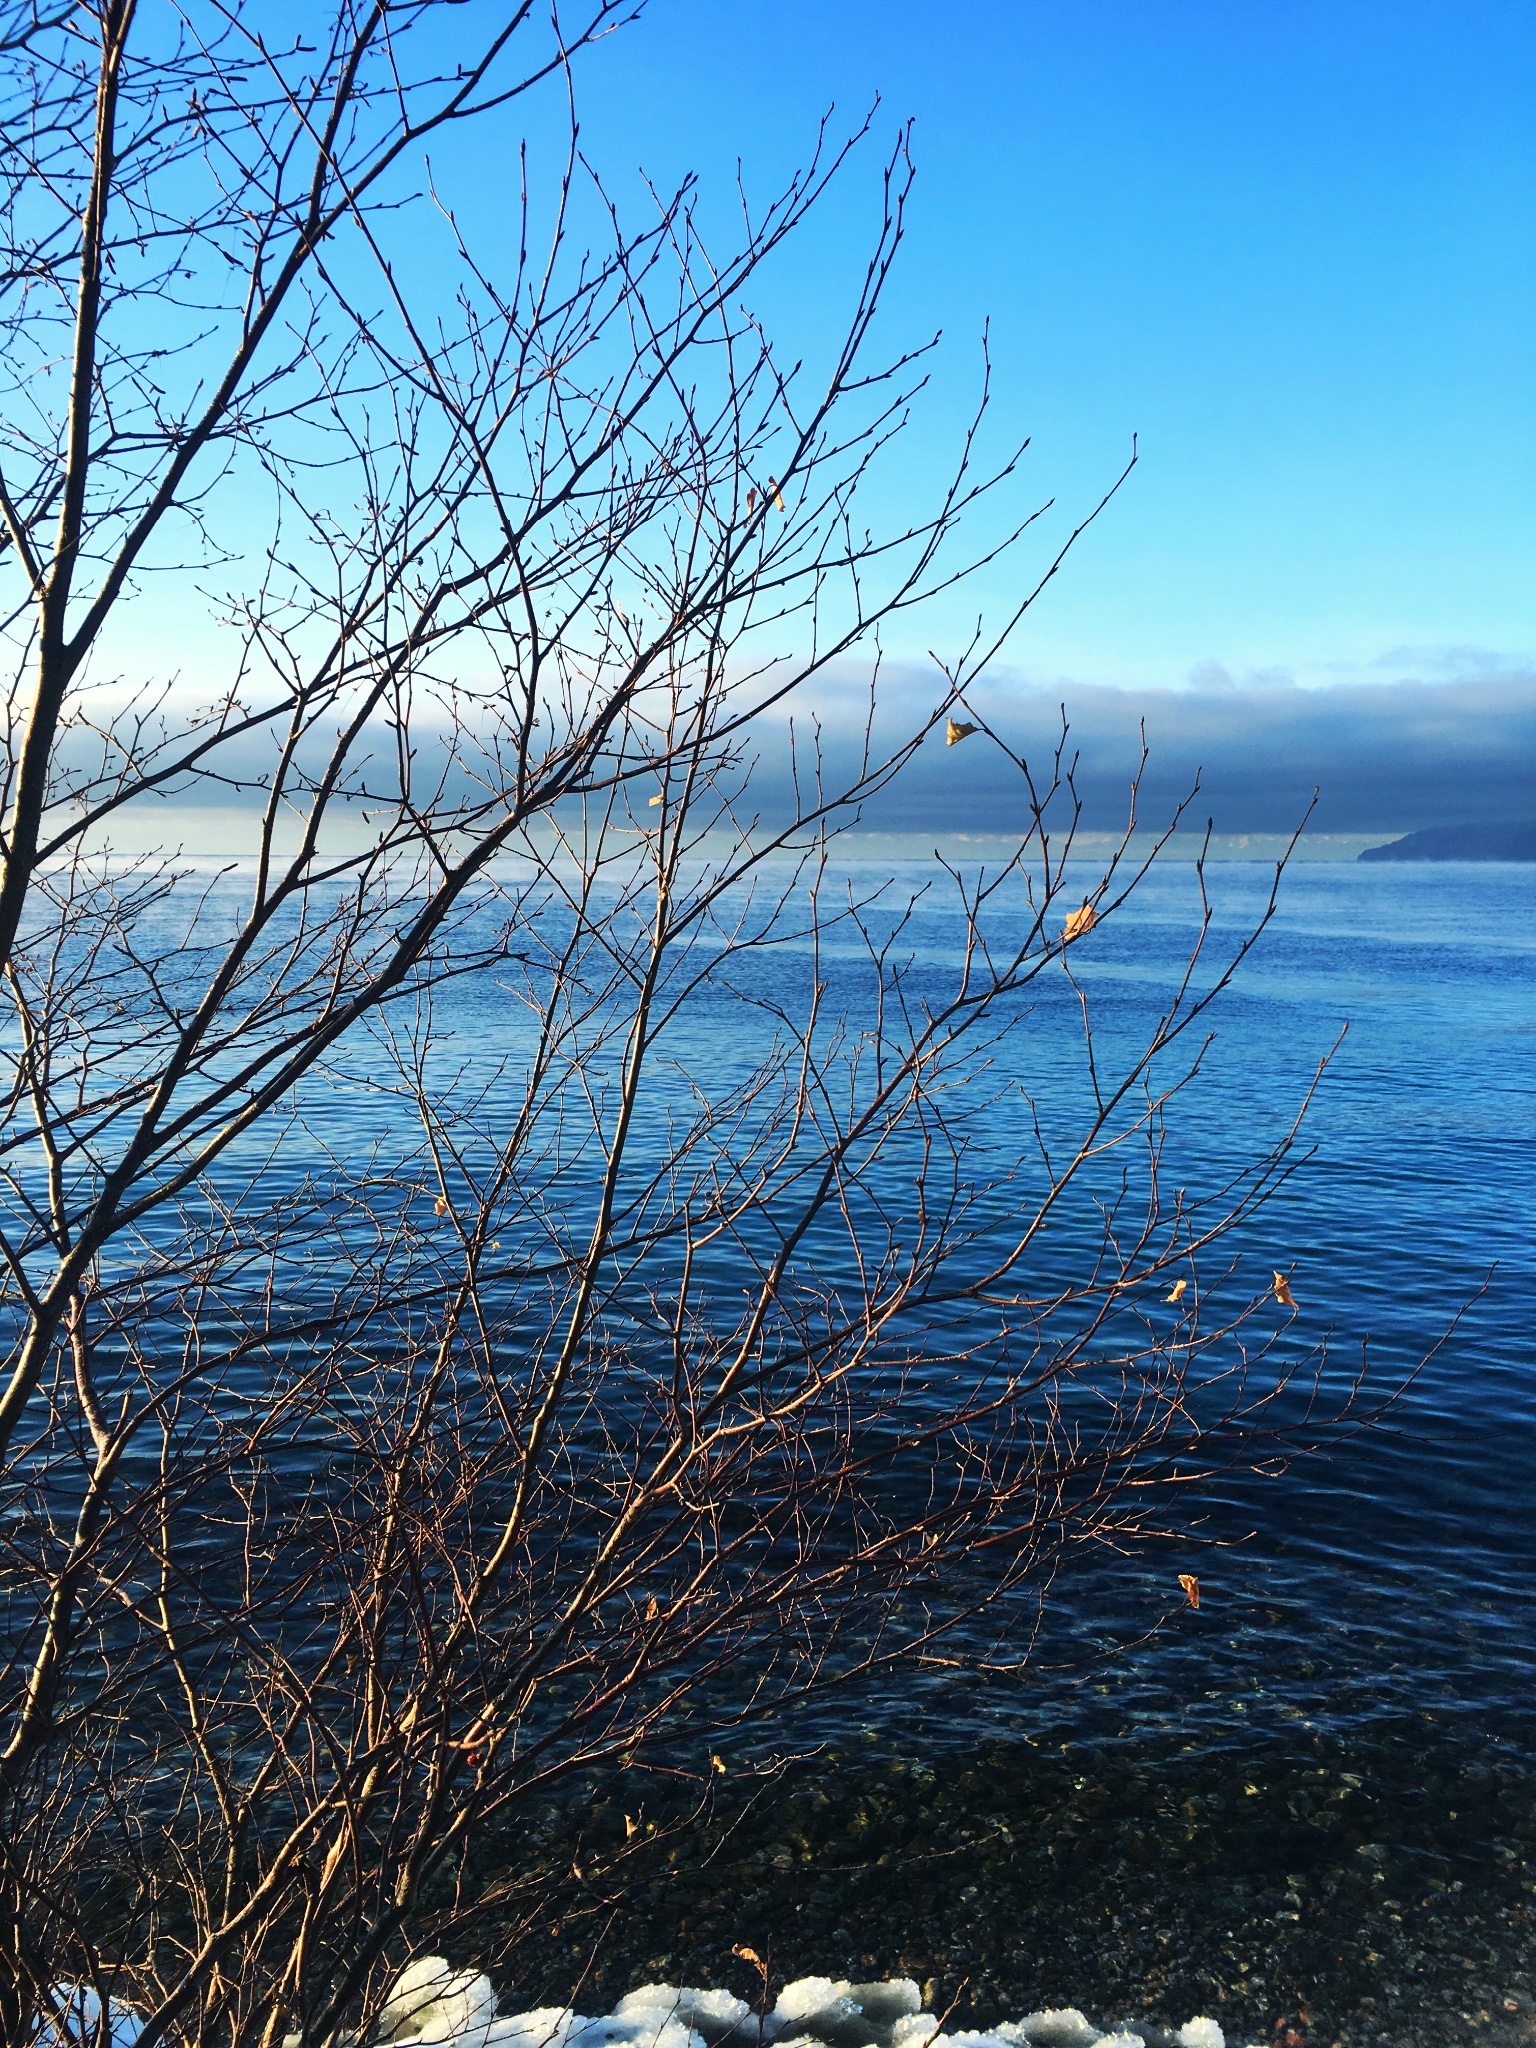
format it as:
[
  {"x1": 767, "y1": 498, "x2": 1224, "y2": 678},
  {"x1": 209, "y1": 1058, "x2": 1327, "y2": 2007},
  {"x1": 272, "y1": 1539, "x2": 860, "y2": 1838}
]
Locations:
[
  {"x1": 551, "y1": 0, "x2": 1535, "y2": 694},
  {"x1": 80, "y1": 1, "x2": 1532, "y2": 844}
]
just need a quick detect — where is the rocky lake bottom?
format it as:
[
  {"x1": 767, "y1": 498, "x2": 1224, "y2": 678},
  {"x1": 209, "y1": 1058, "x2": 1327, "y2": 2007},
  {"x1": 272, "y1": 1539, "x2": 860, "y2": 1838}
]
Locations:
[{"x1": 461, "y1": 1711, "x2": 1536, "y2": 2048}]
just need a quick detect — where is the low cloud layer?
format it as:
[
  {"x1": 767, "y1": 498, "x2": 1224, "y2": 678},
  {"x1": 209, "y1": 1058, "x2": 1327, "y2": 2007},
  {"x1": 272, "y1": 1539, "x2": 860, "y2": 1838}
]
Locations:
[
  {"x1": 71, "y1": 651, "x2": 1534, "y2": 852},
  {"x1": 785, "y1": 662, "x2": 1536, "y2": 836}
]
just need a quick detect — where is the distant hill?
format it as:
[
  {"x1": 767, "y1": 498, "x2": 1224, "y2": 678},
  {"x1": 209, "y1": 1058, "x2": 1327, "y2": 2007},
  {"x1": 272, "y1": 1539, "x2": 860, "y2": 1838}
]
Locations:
[{"x1": 1358, "y1": 821, "x2": 1536, "y2": 862}]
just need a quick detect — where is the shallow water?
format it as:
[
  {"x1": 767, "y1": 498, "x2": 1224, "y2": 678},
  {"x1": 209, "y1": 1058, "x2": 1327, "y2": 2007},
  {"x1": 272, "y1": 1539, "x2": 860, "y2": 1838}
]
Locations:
[{"x1": 482, "y1": 1718, "x2": 1536, "y2": 2048}]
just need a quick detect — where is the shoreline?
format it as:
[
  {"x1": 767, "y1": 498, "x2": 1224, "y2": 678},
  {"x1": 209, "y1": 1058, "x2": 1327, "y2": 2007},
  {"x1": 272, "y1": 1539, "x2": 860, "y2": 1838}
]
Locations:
[{"x1": 455, "y1": 1718, "x2": 1536, "y2": 2048}]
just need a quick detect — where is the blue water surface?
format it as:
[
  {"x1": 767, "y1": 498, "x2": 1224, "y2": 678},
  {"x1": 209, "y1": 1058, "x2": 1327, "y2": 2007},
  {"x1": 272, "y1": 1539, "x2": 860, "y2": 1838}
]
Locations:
[
  {"x1": 127, "y1": 853, "x2": 1536, "y2": 1767},
  {"x1": 778, "y1": 856, "x2": 1536, "y2": 1760}
]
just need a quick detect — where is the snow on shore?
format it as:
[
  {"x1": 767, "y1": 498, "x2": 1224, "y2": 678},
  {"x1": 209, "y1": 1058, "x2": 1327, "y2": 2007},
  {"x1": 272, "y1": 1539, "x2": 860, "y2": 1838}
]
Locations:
[
  {"x1": 36, "y1": 1958, "x2": 1233, "y2": 2048},
  {"x1": 348, "y1": 1961, "x2": 1230, "y2": 2048}
]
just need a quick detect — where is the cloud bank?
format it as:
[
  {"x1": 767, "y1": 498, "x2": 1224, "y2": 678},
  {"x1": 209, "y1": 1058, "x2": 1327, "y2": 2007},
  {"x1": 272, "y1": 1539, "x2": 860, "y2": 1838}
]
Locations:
[
  {"x1": 70, "y1": 649, "x2": 1534, "y2": 854},
  {"x1": 784, "y1": 660, "x2": 1536, "y2": 836}
]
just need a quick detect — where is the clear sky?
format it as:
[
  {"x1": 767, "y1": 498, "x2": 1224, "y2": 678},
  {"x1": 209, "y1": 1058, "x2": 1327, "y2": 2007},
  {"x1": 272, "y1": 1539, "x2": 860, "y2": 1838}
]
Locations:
[
  {"x1": 551, "y1": 0, "x2": 1535, "y2": 696},
  {"x1": 77, "y1": 0, "x2": 1535, "y2": 846}
]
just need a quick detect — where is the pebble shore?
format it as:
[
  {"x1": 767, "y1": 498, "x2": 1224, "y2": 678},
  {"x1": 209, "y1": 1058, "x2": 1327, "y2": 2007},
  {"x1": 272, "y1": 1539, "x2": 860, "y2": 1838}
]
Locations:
[{"x1": 463, "y1": 1719, "x2": 1535, "y2": 2048}]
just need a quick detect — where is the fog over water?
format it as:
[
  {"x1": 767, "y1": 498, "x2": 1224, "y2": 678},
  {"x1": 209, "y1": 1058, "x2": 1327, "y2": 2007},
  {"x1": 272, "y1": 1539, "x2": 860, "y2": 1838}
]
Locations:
[{"x1": 756, "y1": 663, "x2": 1536, "y2": 839}]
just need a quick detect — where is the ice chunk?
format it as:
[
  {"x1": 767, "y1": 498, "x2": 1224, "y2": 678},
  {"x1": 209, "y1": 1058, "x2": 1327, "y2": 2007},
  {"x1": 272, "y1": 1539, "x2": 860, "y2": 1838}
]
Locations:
[
  {"x1": 1007, "y1": 2016, "x2": 1100, "y2": 2048},
  {"x1": 378, "y1": 1958, "x2": 497, "y2": 2046},
  {"x1": 616, "y1": 1986, "x2": 752, "y2": 2043},
  {"x1": 804, "y1": 2013, "x2": 878, "y2": 2048},
  {"x1": 848, "y1": 1984, "x2": 922, "y2": 2032},
  {"x1": 771, "y1": 1982, "x2": 873, "y2": 2048},
  {"x1": 569, "y1": 2018, "x2": 699, "y2": 2048},
  {"x1": 891, "y1": 2015, "x2": 941, "y2": 2048},
  {"x1": 35, "y1": 1985, "x2": 144, "y2": 2048},
  {"x1": 1175, "y1": 2025, "x2": 1223, "y2": 2048},
  {"x1": 484, "y1": 2011, "x2": 585, "y2": 2048},
  {"x1": 479, "y1": 2015, "x2": 701, "y2": 2048},
  {"x1": 1094, "y1": 2034, "x2": 1145, "y2": 2048},
  {"x1": 774, "y1": 1982, "x2": 852, "y2": 2027}
]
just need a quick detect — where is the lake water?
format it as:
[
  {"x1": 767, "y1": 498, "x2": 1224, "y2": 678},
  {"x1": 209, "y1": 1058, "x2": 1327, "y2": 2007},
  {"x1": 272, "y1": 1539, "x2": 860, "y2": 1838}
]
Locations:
[
  {"x1": 793, "y1": 855, "x2": 1536, "y2": 1760},
  {"x1": 31, "y1": 852, "x2": 1536, "y2": 2042},
  {"x1": 470, "y1": 857, "x2": 1536, "y2": 2045},
  {"x1": 287, "y1": 850, "x2": 1536, "y2": 1758}
]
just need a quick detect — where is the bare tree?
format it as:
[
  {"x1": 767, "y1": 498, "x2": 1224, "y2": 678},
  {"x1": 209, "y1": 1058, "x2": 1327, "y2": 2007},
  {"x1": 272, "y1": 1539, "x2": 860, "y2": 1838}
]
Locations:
[{"x1": 0, "y1": 5, "x2": 1354, "y2": 2044}]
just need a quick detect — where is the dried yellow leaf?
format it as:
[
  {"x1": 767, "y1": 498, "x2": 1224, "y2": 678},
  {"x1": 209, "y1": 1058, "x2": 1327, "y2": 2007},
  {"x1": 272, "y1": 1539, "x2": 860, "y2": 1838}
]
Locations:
[
  {"x1": 648, "y1": 792, "x2": 663, "y2": 807},
  {"x1": 1178, "y1": 1572, "x2": 1200, "y2": 1610},
  {"x1": 433, "y1": 1195, "x2": 448, "y2": 1217},
  {"x1": 710, "y1": 1753, "x2": 727, "y2": 1774},
  {"x1": 1165, "y1": 1278, "x2": 1188, "y2": 1303},
  {"x1": 944, "y1": 717, "x2": 977, "y2": 746},
  {"x1": 1063, "y1": 900, "x2": 1099, "y2": 943},
  {"x1": 1273, "y1": 1270, "x2": 1297, "y2": 1309},
  {"x1": 645, "y1": 1594, "x2": 659, "y2": 1620}
]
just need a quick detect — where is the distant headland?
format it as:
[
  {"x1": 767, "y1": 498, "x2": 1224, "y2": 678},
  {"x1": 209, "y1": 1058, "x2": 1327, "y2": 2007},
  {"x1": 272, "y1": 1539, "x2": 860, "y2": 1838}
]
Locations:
[{"x1": 1358, "y1": 821, "x2": 1536, "y2": 862}]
